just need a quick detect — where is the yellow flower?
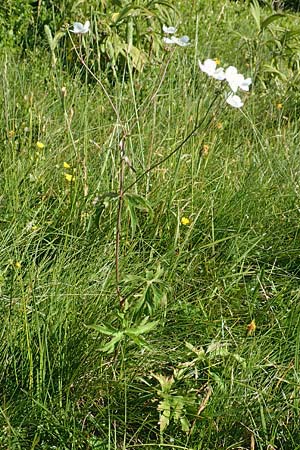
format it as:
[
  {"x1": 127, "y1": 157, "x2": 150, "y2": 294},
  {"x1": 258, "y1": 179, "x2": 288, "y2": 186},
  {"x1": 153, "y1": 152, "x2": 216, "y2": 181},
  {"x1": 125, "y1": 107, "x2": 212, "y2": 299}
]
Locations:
[
  {"x1": 247, "y1": 319, "x2": 256, "y2": 336},
  {"x1": 214, "y1": 58, "x2": 221, "y2": 65},
  {"x1": 181, "y1": 217, "x2": 190, "y2": 226},
  {"x1": 216, "y1": 122, "x2": 223, "y2": 130},
  {"x1": 276, "y1": 103, "x2": 283, "y2": 110},
  {"x1": 64, "y1": 173, "x2": 75, "y2": 182},
  {"x1": 202, "y1": 144, "x2": 209, "y2": 156},
  {"x1": 15, "y1": 261, "x2": 21, "y2": 269},
  {"x1": 36, "y1": 141, "x2": 45, "y2": 149},
  {"x1": 63, "y1": 161, "x2": 71, "y2": 169}
]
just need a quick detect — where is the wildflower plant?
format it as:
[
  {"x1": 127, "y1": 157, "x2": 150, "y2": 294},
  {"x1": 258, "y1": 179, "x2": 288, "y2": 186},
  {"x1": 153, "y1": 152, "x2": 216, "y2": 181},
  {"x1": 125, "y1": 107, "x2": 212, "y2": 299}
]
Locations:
[{"x1": 2, "y1": 1, "x2": 300, "y2": 448}]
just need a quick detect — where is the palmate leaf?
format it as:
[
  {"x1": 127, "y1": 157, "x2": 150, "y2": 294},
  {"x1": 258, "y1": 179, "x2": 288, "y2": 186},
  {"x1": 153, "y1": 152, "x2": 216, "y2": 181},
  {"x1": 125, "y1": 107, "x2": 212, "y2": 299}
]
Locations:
[{"x1": 86, "y1": 323, "x2": 124, "y2": 354}]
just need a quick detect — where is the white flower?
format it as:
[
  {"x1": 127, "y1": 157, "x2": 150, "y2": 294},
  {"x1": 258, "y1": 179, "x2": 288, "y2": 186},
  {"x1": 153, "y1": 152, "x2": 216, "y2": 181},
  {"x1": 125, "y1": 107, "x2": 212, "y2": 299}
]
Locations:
[
  {"x1": 199, "y1": 59, "x2": 217, "y2": 76},
  {"x1": 213, "y1": 67, "x2": 226, "y2": 81},
  {"x1": 176, "y1": 36, "x2": 190, "y2": 47},
  {"x1": 70, "y1": 20, "x2": 90, "y2": 34},
  {"x1": 226, "y1": 93, "x2": 243, "y2": 108},
  {"x1": 198, "y1": 59, "x2": 226, "y2": 80},
  {"x1": 239, "y1": 77, "x2": 252, "y2": 92},
  {"x1": 225, "y1": 66, "x2": 252, "y2": 93},
  {"x1": 224, "y1": 66, "x2": 242, "y2": 92},
  {"x1": 163, "y1": 35, "x2": 190, "y2": 47},
  {"x1": 163, "y1": 25, "x2": 177, "y2": 34}
]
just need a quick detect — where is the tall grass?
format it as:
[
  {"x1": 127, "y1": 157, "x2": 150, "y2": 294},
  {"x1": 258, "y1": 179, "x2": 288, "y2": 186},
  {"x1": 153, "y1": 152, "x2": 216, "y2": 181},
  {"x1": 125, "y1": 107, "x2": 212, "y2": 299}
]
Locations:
[{"x1": 1, "y1": 1, "x2": 300, "y2": 449}]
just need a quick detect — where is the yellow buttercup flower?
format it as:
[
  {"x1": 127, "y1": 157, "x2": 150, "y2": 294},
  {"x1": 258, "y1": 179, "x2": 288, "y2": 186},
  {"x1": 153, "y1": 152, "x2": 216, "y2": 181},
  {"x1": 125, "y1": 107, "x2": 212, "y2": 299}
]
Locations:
[
  {"x1": 214, "y1": 58, "x2": 221, "y2": 65},
  {"x1": 202, "y1": 144, "x2": 209, "y2": 156},
  {"x1": 181, "y1": 217, "x2": 190, "y2": 226},
  {"x1": 36, "y1": 141, "x2": 45, "y2": 149},
  {"x1": 276, "y1": 103, "x2": 283, "y2": 110},
  {"x1": 63, "y1": 162, "x2": 71, "y2": 169},
  {"x1": 64, "y1": 173, "x2": 75, "y2": 182},
  {"x1": 15, "y1": 261, "x2": 21, "y2": 269},
  {"x1": 247, "y1": 319, "x2": 256, "y2": 336}
]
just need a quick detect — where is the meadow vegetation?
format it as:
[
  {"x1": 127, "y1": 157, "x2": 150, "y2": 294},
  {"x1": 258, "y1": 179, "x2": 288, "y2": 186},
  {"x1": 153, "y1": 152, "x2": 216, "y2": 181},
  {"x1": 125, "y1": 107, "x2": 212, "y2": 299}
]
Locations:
[{"x1": 1, "y1": 0, "x2": 300, "y2": 449}]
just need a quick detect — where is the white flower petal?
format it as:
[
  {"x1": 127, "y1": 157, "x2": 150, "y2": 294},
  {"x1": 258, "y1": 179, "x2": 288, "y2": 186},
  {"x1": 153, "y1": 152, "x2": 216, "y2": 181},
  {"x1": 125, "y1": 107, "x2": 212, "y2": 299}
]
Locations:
[
  {"x1": 163, "y1": 36, "x2": 177, "y2": 44},
  {"x1": 239, "y1": 77, "x2": 252, "y2": 91},
  {"x1": 225, "y1": 66, "x2": 238, "y2": 77},
  {"x1": 226, "y1": 94, "x2": 243, "y2": 108},
  {"x1": 163, "y1": 35, "x2": 189, "y2": 47},
  {"x1": 71, "y1": 20, "x2": 90, "y2": 34},
  {"x1": 226, "y1": 73, "x2": 244, "y2": 93},
  {"x1": 163, "y1": 25, "x2": 177, "y2": 34},
  {"x1": 176, "y1": 35, "x2": 190, "y2": 47},
  {"x1": 199, "y1": 59, "x2": 217, "y2": 76},
  {"x1": 212, "y1": 67, "x2": 226, "y2": 80}
]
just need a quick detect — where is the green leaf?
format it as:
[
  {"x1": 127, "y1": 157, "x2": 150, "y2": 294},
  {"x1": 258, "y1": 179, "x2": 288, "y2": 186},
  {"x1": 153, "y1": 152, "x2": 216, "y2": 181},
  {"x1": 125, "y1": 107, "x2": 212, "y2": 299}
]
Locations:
[
  {"x1": 126, "y1": 317, "x2": 158, "y2": 336},
  {"x1": 158, "y1": 399, "x2": 171, "y2": 432},
  {"x1": 44, "y1": 25, "x2": 53, "y2": 49},
  {"x1": 127, "y1": 44, "x2": 148, "y2": 72},
  {"x1": 250, "y1": 0, "x2": 261, "y2": 32},
  {"x1": 180, "y1": 416, "x2": 190, "y2": 433},
  {"x1": 261, "y1": 13, "x2": 284, "y2": 32},
  {"x1": 126, "y1": 333, "x2": 150, "y2": 348},
  {"x1": 125, "y1": 196, "x2": 138, "y2": 238},
  {"x1": 52, "y1": 31, "x2": 65, "y2": 50},
  {"x1": 124, "y1": 193, "x2": 153, "y2": 215},
  {"x1": 124, "y1": 193, "x2": 153, "y2": 238},
  {"x1": 100, "y1": 332, "x2": 124, "y2": 354},
  {"x1": 86, "y1": 323, "x2": 119, "y2": 336}
]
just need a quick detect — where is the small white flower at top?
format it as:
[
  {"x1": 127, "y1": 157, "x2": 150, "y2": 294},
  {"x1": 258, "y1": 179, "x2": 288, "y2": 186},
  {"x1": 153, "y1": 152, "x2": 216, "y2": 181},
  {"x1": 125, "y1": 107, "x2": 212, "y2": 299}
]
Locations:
[
  {"x1": 198, "y1": 59, "x2": 225, "y2": 80},
  {"x1": 162, "y1": 25, "x2": 190, "y2": 47},
  {"x1": 71, "y1": 20, "x2": 90, "y2": 34}
]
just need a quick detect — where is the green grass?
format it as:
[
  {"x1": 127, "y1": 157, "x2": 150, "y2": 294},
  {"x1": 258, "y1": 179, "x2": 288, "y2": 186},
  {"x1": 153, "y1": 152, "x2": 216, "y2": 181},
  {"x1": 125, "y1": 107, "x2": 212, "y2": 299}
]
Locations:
[{"x1": 1, "y1": 1, "x2": 300, "y2": 449}]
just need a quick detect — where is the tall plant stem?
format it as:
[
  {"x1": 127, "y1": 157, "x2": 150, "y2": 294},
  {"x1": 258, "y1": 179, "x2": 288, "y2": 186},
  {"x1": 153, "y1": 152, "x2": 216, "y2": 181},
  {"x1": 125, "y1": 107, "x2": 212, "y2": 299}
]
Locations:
[{"x1": 123, "y1": 93, "x2": 220, "y2": 194}]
